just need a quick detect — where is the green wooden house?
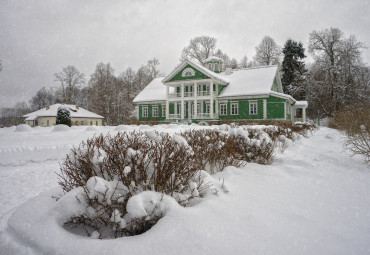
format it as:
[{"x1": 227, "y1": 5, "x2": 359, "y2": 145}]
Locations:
[{"x1": 133, "y1": 57, "x2": 308, "y2": 123}]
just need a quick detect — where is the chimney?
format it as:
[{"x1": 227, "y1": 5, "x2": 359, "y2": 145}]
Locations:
[
  {"x1": 225, "y1": 68, "x2": 233, "y2": 75},
  {"x1": 76, "y1": 105, "x2": 79, "y2": 109},
  {"x1": 46, "y1": 106, "x2": 50, "y2": 110}
]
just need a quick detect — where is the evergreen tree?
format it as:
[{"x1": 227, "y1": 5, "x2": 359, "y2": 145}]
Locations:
[
  {"x1": 281, "y1": 39, "x2": 307, "y2": 100},
  {"x1": 56, "y1": 106, "x2": 71, "y2": 127}
]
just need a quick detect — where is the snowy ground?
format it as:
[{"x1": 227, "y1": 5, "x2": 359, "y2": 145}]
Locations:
[{"x1": 0, "y1": 125, "x2": 369, "y2": 254}]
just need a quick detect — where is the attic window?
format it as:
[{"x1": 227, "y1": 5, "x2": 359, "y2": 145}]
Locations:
[{"x1": 182, "y1": 68, "x2": 195, "y2": 77}]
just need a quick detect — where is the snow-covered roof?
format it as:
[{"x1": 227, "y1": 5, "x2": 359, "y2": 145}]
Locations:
[
  {"x1": 162, "y1": 59, "x2": 229, "y2": 85},
  {"x1": 294, "y1": 101, "x2": 308, "y2": 107},
  {"x1": 218, "y1": 66, "x2": 279, "y2": 98},
  {"x1": 133, "y1": 77, "x2": 172, "y2": 103},
  {"x1": 203, "y1": 56, "x2": 222, "y2": 63},
  {"x1": 133, "y1": 65, "x2": 296, "y2": 103},
  {"x1": 23, "y1": 104, "x2": 104, "y2": 121}
]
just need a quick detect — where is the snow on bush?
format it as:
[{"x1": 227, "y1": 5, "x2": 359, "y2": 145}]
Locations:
[
  {"x1": 56, "y1": 124, "x2": 316, "y2": 239},
  {"x1": 15, "y1": 124, "x2": 33, "y2": 132},
  {"x1": 181, "y1": 129, "x2": 245, "y2": 174},
  {"x1": 58, "y1": 131, "x2": 205, "y2": 238}
]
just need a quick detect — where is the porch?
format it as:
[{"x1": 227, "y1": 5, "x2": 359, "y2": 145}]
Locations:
[{"x1": 165, "y1": 78, "x2": 220, "y2": 120}]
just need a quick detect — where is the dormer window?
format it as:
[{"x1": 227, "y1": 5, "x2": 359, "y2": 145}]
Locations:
[{"x1": 182, "y1": 67, "x2": 195, "y2": 77}]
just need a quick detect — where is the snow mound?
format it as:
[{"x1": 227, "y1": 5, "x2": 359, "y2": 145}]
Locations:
[
  {"x1": 139, "y1": 125, "x2": 151, "y2": 130},
  {"x1": 85, "y1": 126, "x2": 97, "y2": 132},
  {"x1": 114, "y1": 125, "x2": 130, "y2": 131},
  {"x1": 52, "y1": 124, "x2": 71, "y2": 132},
  {"x1": 15, "y1": 124, "x2": 33, "y2": 132}
]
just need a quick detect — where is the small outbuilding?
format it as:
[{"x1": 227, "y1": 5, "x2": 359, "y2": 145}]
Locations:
[{"x1": 24, "y1": 104, "x2": 104, "y2": 127}]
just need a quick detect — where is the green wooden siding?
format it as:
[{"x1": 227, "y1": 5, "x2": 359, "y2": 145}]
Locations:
[
  {"x1": 169, "y1": 64, "x2": 210, "y2": 82},
  {"x1": 271, "y1": 77, "x2": 279, "y2": 92},
  {"x1": 218, "y1": 84, "x2": 224, "y2": 95},
  {"x1": 137, "y1": 96, "x2": 288, "y2": 121},
  {"x1": 218, "y1": 99, "x2": 264, "y2": 120},
  {"x1": 138, "y1": 104, "x2": 166, "y2": 121},
  {"x1": 267, "y1": 96, "x2": 285, "y2": 119}
]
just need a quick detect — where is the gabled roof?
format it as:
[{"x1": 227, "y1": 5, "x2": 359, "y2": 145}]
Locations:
[
  {"x1": 23, "y1": 104, "x2": 104, "y2": 121},
  {"x1": 218, "y1": 65, "x2": 280, "y2": 98},
  {"x1": 133, "y1": 77, "x2": 172, "y2": 103},
  {"x1": 162, "y1": 59, "x2": 229, "y2": 85}
]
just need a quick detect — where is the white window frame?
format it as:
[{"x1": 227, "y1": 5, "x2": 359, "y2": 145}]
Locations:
[
  {"x1": 249, "y1": 101, "x2": 258, "y2": 115},
  {"x1": 142, "y1": 106, "x2": 148, "y2": 117},
  {"x1": 162, "y1": 105, "x2": 166, "y2": 117},
  {"x1": 231, "y1": 102, "x2": 239, "y2": 115},
  {"x1": 220, "y1": 104, "x2": 227, "y2": 116},
  {"x1": 152, "y1": 106, "x2": 158, "y2": 117}
]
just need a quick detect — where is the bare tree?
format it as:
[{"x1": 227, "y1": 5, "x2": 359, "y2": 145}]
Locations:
[
  {"x1": 239, "y1": 55, "x2": 249, "y2": 68},
  {"x1": 29, "y1": 87, "x2": 55, "y2": 111},
  {"x1": 181, "y1": 36, "x2": 217, "y2": 64},
  {"x1": 229, "y1": 58, "x2": 238, "y2": 69},
  {"x1": 307, "y1": 28, "x2": 367, "y2": 117},
  {"x1": 54, "y1": 66, "x2": 85, "y2": 104},
  {"x1": 88, "y1": 63, "x2": 116, "y2": 125},
  {"x1": 253, "y1": 36, "x2": 282, "y2": 66},
  {"x1": 0, "y1": 59, "x2": 3, "y2": 72},
  {"x1": 147, "y1": 57, "x2": 160, "y2": 79}
]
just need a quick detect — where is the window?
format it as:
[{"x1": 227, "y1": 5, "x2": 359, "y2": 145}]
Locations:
[
  {"x1": 220, "y1": 104, "x2": 227, "y2": 116},
  {"x1": 90, "y1": 120, "x2": 92, "y2": 125},
  {"x1": 152, "y1": 106, "x2": 158, "y2": 117},
  {"x1": 182, "y1": 67, "x2": 195, "y2": 77},
  {"x1": 249, "y1": 102, "x2": 257, "y2": 115},
  {"x1": 142, "y1": 106, "x2": 148, "y2": 117},
  {"x1": 96, "y1": 121, "x2": 98, "y2": 126},
  {"x1": 198, "y1": 85, "x2": 202, "y2": 96},
  {"x1": 206, "y1": 104, "x2": 210, "y2": 114},
  {"x1": 231, "y1": 103, "x2": 238, "y2": 115},
  {"x1": 206, "y1": 85, "x2": 210, "y2": 95},
  {"x1": 162, "y1": 105, "x2": 166, "y2": 117},
  {"x1": 46, "y1": 120, "x2": 49, "y2": 126}
]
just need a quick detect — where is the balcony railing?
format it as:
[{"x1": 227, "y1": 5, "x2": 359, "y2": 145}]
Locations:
[
  {"x1": 194, "y1": 113, "x2": 211, "y2": 119},
  {"x1": 168, "y1": 91, "x2": 217, "y2": 98},
  {"x1": 168, "y1": 114, "x2": 181, "y2": 119}
]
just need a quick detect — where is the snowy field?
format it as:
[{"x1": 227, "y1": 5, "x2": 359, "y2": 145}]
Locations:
[{"x1": 0, "y1": 124, "x2": 369, "y2": 254}]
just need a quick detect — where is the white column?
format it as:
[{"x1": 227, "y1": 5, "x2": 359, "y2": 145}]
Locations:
[
  {"x1": 181, "y1": 83, "x2": 185, "y2": 119},
  {"x1": 166, "y1": 84, "x2": 169, "y2": 119},
  {"x1": 215, "y1": 83, "x2": 219, "y2": 118},
  {"x1": 284, "y1": 102, "x2": 287, "y2": 120},
  {"x1": 194, "y1": 83, "x2": 198, "y2": 119},
  {"x1": 210, "y1": 80, "x2": 214, "y2": 119},
  {"x1": 263, "y1": 99, "x2": 267, "y2": 119},
  {"x1": 302, "y1": 107, "x2": 306, "y2": 122}
]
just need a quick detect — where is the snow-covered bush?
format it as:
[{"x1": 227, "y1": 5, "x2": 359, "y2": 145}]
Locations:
[
  {"x1": 329, "y1": 106, "x2": 369, "y2": 163},
  {"x1": 58, "y1": 131, "x2": 204, "y2": 238},
  {"x1": 56, "y1": 106, "x2": 71, "y2": 127},
  {"x1": 229, "y1": 127, "x2": 276, "y2": 165},
  {"x1": 181, "y1": 129, "x2": 245, "y2": 174}
]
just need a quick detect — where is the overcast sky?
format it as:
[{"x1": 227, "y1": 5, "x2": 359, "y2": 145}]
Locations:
[{"x1": 0, "y1": 0, "x2": 369, "y2": 108}]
